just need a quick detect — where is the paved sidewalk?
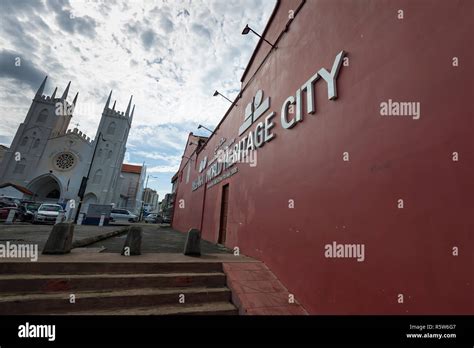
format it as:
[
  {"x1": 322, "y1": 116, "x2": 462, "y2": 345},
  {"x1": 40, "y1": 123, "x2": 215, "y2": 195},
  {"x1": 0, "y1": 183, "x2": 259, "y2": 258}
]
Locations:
[{"x1": 223, "y1": 262, "x2": 308, "y2": 315}]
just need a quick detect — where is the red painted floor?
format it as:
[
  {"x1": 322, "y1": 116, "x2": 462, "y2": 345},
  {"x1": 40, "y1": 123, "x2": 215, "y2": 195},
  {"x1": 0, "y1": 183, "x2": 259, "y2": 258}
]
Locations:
[{"x1": 223, "y1": 262, "x2": 307, "y2": 315}]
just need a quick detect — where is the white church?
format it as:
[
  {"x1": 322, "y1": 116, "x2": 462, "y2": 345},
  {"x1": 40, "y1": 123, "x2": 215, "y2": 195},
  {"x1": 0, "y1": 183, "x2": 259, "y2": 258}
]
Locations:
[{"x1": 0, "y1": 76, "x2": 140, "y2": 214}]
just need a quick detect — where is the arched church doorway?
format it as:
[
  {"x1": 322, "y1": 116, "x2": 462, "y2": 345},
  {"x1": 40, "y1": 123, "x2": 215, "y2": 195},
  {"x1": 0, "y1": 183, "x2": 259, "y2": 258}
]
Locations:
[{"x1": 28, "y1": 174, "x2": 62, "y2": 202}]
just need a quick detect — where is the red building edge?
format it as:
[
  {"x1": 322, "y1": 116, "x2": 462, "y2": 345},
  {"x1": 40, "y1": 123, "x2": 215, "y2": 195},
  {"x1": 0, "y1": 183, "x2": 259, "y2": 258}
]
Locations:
[{"x1": 171, "y1": 0, "x2": 474, "y2": 314}]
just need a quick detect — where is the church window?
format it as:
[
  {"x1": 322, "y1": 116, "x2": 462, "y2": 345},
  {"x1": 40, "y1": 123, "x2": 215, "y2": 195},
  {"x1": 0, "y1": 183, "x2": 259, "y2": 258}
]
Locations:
[
  {"x1": 98, "y1": 149, "x2": 103, "y2": 157},
  {"x1": 107, "y1": 122, "x2": 116, "y2": 135},
  {"x1": 37, "y1": 109, "x2": 48, "y2": 122},
  {"x1": 33, "y1": 139, "x2": 40, "y2": 148},
  {"x1": 54, "y1": 152, "x2": 76, "y2": 171},
  {"x1": 93, "y1": 169, "x2": 103, "y2": 184},
  {"x1": 20, "y1": 136, "x2": 28, "y2": 146},
  {"x1": 13, "y1": 163, "x2": 26, "y2": 174},
  {"x1": 107, "y1": 150, "x2": 112, "y2": 159}
]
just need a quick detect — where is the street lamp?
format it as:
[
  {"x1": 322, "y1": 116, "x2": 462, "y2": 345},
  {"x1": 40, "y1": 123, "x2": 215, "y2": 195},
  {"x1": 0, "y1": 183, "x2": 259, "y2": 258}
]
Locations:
[
  {"x1": 74, "y1": 132, "x2": 106, "y2": 223},
  {"x1": 213, "y1": 90, "x2": 235, "y2": 105},
  {"x1": 242, "y1": 24, "x2": 276, "y2": 48},
  {"x1": 139, "y1": 174, "x2": 158, "y2": 221},
  {"x1": 197, "y1": 124, "x2": 214, "y2": 134}
]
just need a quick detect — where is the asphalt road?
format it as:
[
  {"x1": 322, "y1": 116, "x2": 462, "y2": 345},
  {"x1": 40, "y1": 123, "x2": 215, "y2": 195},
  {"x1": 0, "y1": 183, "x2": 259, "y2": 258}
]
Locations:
[{"x1": 89, "y1": 224, "x2": 231, "y2": 254}]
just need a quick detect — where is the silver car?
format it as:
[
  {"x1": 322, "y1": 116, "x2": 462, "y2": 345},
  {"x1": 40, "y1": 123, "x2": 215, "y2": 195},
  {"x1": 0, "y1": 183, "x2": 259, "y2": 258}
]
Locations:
[
  {"x1": 33, "y1": 204, "x2": 63, "y2": 224},
  {"x1": 110, "y1": 209, "x2": 138, "y2": 223},
  {"x1": 144, "y1": 213, "x2": 163, "y2": 223}
]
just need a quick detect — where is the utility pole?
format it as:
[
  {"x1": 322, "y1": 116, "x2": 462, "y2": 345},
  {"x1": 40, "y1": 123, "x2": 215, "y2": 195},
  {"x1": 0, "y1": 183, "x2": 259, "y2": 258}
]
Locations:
[{"x1": 74, "y1": 132, "x2": 105, "y2": 223}]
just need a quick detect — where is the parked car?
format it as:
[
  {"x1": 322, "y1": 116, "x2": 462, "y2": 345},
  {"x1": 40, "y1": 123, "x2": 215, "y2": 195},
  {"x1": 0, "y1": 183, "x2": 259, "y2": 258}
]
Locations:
[
  {"x1": 0, "y1": 201, "x2": 14, "y2": 209},
  {"x1": 18, "y1": 202, "x2": 42, "y2": 222},
  {"x1": 0, "y1": 196, "x2": 21, "y2": 206},
  {"x1": 0, "y1": 204, "x2": 19, "y2": 222},
  {"x1": 33, "y1": 204, "x2": 64, "y2": 224},
  {"x1": 144, "y1": 213, "x2": 163, "y2": 224},
  {"x1": 110, "y1": 209, "x2": 138, "y2": 223},
  {"x1": 162, "y1": 215, "x2": 172, "y2": 224}
]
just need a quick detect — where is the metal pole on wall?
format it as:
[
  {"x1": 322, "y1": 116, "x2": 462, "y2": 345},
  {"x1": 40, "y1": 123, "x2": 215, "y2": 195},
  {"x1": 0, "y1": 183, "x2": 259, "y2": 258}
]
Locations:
[
  {"x1": 139, "y1": 174, "x2": 157, "y2": 221},
  {"x1": 139, "y1": 174, "x2": 150, "y2": 221}
]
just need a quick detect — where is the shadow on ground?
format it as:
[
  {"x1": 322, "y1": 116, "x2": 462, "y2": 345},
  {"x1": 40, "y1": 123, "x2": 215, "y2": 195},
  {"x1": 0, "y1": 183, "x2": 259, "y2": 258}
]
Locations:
[{"x1": 89, "y1": 225, "x2": 231, "y2": 254}]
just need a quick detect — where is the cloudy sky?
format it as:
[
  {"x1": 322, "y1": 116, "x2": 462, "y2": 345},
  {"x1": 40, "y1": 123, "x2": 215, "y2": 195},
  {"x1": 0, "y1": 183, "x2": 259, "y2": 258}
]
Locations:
[{"x1": 0, "y1": 0, "x2": 275, "y2": 199}]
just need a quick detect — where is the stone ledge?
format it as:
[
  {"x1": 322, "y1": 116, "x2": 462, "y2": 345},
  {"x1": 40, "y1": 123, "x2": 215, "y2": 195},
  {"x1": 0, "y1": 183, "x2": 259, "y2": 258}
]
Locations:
[{"x1": 72, "y1": 227, "x2": 129, "y2": 249}]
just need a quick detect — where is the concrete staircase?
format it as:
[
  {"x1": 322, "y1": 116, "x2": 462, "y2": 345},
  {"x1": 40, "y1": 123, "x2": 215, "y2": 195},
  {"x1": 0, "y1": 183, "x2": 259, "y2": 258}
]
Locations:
[{"x1": 0, "y1": 262, "x2": 238, "y2": 315}]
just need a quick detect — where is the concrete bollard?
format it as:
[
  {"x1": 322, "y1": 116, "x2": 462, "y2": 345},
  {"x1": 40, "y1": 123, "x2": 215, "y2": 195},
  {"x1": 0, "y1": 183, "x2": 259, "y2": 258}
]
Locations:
[
  {"x1": 65, "y1": 207, "x2": 75, "y2": 222},
  {"x1": 183, "y1": 228, "x2": 201, "y2": 256},
  {"x1": 77, "y1": 213, "x2": 84, "y2": 225},
  {"x1": 42, "y1": 223, "x2": 74, "y2": 254},
  {"x1": 4, "y1": 209, "x2": 16, "y2": 225},
  {"x1": 121, "y1": 226, "x2": 142, "y2": 256},
  {"x1": 99, "y1": 214, "x2": 105, "y2": 226},
  {"x1": 55, "y1": 212, "x2": 66, "y2": 225}
]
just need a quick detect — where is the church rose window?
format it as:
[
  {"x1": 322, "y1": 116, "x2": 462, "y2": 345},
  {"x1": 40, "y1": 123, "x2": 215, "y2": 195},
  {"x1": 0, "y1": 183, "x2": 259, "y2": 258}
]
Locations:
[{"x1": 54, "y1": 152, "x2": 76, "y2": 171}]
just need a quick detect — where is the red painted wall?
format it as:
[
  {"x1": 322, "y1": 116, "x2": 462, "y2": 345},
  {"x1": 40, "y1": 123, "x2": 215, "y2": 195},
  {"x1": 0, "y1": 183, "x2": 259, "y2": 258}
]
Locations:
[{"x1": 172, "y1": 0, "x2": 474, "y2": 314}]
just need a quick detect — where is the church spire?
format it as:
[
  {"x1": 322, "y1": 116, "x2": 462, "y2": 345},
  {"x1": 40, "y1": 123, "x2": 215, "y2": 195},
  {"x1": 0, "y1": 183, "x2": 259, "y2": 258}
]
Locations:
[
  {"x1": 112, "y1": 100, "x2": 116, "y2": 110},
  {"x1": 61, "y1": 81, "x2": 71, "y2": 99},
  {"x1": 125, "y1": 95, "x2": 133, "y2": 117},
  {"x1": 72, "y1": 92, "x2": 79, "y2": 106},
  {"x1": 130, "y1": 105, "x2": 135, "y2": 122},
  {"x1": 35, "y1": 76, "x2": 47, "y2": 98},
  {"x1": 104, "y1": 90, "x2": 112, "y2": 110},
  {"x1": 51, "y1": 87, "x2": 58, "y2": 99}
]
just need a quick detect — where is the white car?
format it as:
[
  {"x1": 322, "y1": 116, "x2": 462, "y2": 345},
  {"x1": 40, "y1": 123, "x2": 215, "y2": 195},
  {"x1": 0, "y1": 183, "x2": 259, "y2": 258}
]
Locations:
[
  {"x1": 33, "y1": 204, "x2": 64, "y2": 224},
  {"x1": 144, "y1": 213, "x2": 163, "y2": 223},
  {"x1": 110, "y1": 209, "x2": 138, "y2": 223}
]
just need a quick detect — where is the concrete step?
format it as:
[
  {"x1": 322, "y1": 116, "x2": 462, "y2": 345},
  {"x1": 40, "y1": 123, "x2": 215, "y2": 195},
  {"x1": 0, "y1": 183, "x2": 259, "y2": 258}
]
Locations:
[
  {"x1": 0, "y1": 272, "x2": 227, "y2": 294},
  {"x1": 48, "y1": 302, "x2": 238, "y2": 315},
  {"x1": 0, "y1": 287, "x2": 232, "y2": 315},
  {"x1": 0, "y1": 262, "x2": 223, "y2": 275}
]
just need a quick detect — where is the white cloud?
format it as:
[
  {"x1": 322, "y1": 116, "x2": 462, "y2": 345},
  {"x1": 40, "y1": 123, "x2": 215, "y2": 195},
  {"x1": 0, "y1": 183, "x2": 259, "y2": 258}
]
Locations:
[
  {"x1": 147, "y1": 164, "x2": 180, "y2": 174},
  {"x1": 0, "y1": 0, "x2": 277, "y2": 194},
  {"x1": 132, "y1": 151, "x2": 182, "y2": 163}
]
